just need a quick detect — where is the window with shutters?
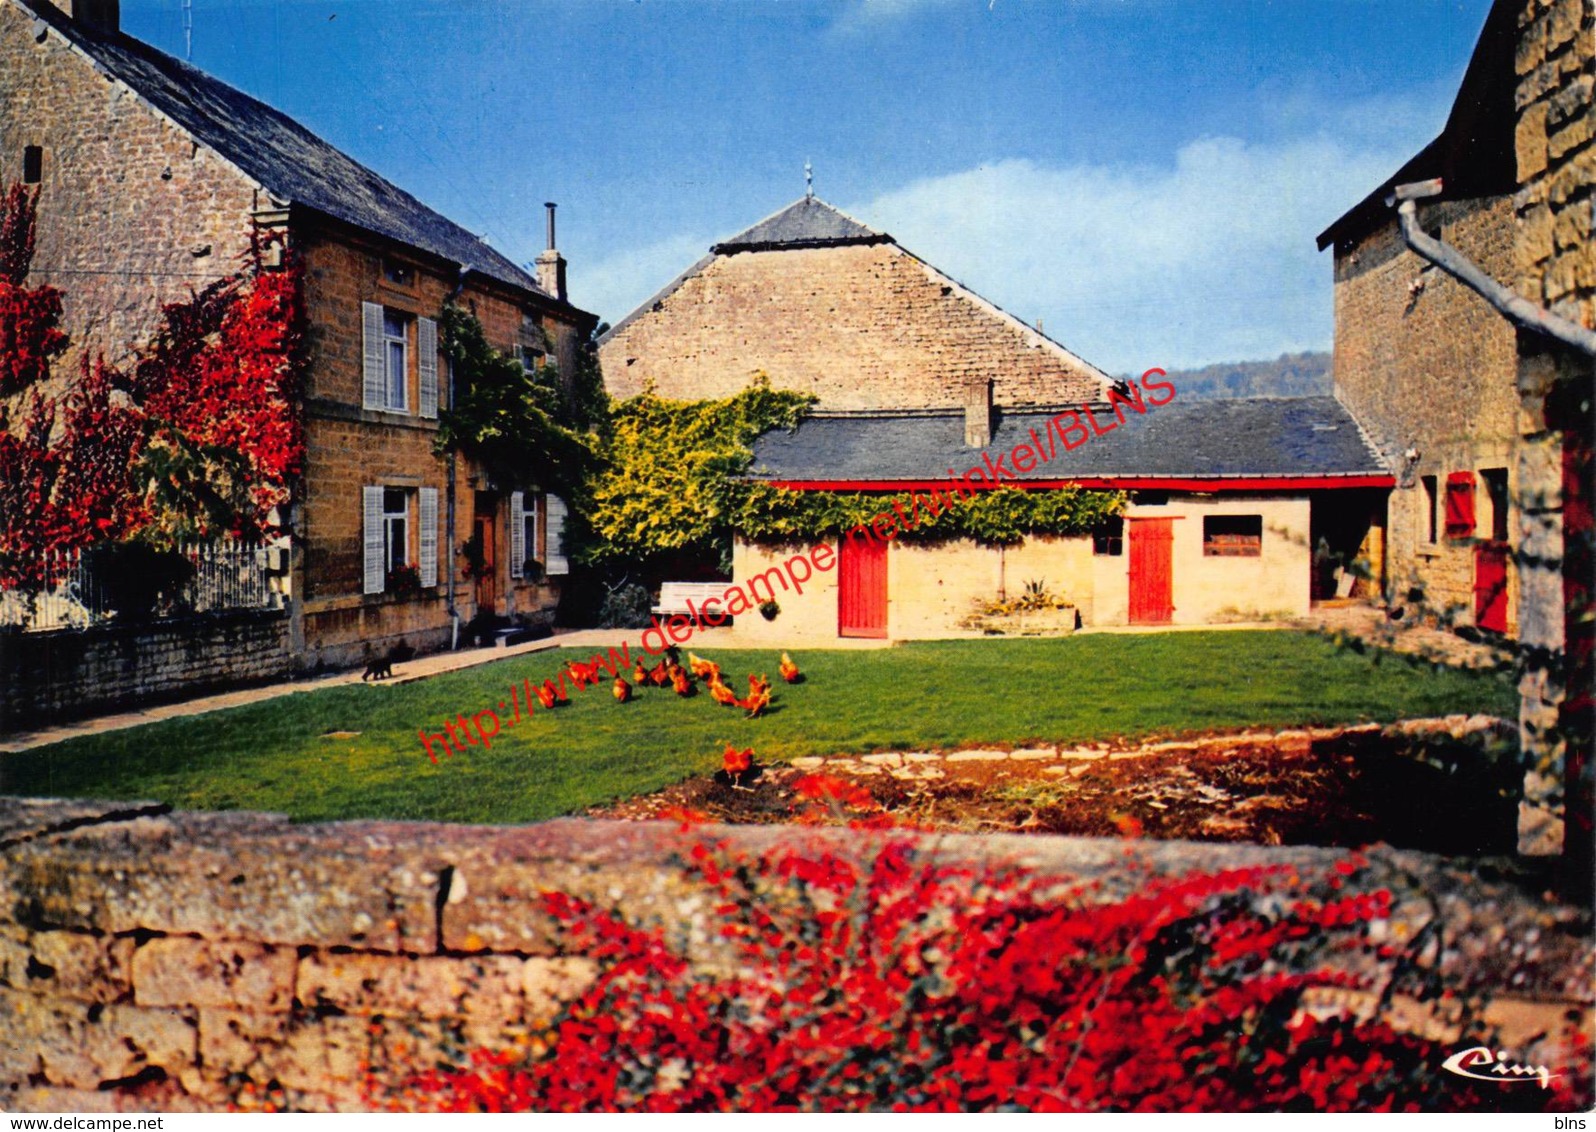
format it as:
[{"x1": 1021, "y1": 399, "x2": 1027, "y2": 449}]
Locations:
[
  {"x1": 545, "y1": 494, "x2": 569, "y2": 575},
  {"x1": 383, "y1": 488, "x2": 410, "y2": 573}
]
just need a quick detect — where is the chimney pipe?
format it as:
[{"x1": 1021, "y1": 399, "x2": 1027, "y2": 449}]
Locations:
[
  {"x1": 962, "y1": 376, "x2": 992, "y2": 449},
  {"x1": 535, "y1": 202, "x2": 567, "y2": 303}
]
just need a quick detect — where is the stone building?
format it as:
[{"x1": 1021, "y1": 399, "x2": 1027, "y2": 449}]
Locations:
[
  {"x1": 0, "y1": 0, "x2": 595, "y2": 680},
  {"x1": 1317, "y1": 0, "x2": 1525, "y2": 635},
  {"x1": 603, "y1": 196, "x2": 1392, "y2": 640}
]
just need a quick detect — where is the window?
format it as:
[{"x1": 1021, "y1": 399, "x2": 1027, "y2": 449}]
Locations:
[
  {"x1": 22, "y1": 145, "x2": 41, "y2": 185},
  {"x1": 383, "y1": 260, "x2": 413, "y2": 286},
  {"x1": 1203, "y1": 515, "x2": 1262, "y2": 557},
  {"x1": 1421, "y1": 475, "x2": 1439, "y2": 544},
  {"x1": 383, "y1": 488, "x2": 410, "y2": 574},
  {"x1": 510, "y1": 491, "x2": 542, "y2": 579},
  {"x1": 1444, "y1": 472, "x2": 1476, "y2": 539},
  {"x1": 383, "y1": 312, "x2": 409, "y2": 411},
  {"x1": 1482, "y1": 468, "x2": 1509, "y2": 542},
  {"x1": 1092, "y1": 516, "x2": 1123, "y2": 557}
]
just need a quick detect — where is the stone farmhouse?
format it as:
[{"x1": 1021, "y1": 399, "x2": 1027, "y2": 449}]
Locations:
[
  {"x1": 600, "y1": 196, "x2": 1393, "y2": 641},
  {"x1": 0, "y1": 0, "x2": 595, "y2": 717},
  {"x1": 1321, "y1": 0, "x2": 1592, "y2": 880}
]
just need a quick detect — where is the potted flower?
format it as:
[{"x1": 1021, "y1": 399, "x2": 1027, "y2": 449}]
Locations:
[
  {"x1": 758, "y1": 599, "x2": 780, "y2": 621},
  {"x1": 386, "y1": 564, "x2": 423, "y2": 598}
]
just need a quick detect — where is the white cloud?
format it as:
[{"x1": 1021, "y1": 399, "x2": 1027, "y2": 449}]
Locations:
[
  {"x1": 843, "y1": 136, "x2": 1408, "y2": 372},
  {"x1": 577, "y1": 132, "x2": 1416, "y2": 372}
]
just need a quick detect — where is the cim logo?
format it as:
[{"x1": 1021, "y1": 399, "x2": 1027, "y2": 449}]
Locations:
[{"x1": 1440, "y1": 1045, "x2": 1560, "y2": 1089}]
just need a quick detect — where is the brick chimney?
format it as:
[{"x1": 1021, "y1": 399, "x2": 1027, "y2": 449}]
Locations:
[
  {"x1": 535, "y1": 202, "x2": 567, "y2": 302},
  {"x1": 39, "y1": 0, "x2": 119, "y2": 33},
  {"x1": 962, "y1": 376, "x2": 992, "y2": 448}
]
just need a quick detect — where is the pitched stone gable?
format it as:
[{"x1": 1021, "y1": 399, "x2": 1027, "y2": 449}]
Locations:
[{"x1": 600, "y1": 200, "x2": 1112, "y2": 410}]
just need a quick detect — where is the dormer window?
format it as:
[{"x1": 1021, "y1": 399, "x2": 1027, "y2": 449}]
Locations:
[{"x1": 383, "y1": 260, "x2": 413, "y2": 286}]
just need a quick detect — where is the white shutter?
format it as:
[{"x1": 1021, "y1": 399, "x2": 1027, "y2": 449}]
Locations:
[
  {"x1": 362, "y1": 485, "x2": 385, "y2": 594},
  {"x1": 509, "y1": 491, "x2": 525, "y2": 579},
  {"x1": 545, "y1": 493, "x2": 568, "y2": 575},
  {"x1": 361, "y1": 302, "x2": 386, "y2": 410},
  {"x1": 418, "y1": 316, "x2": 438, "y2": 418},
  {"x1": 418, "y1": 487, "x2": 438, "y2": 588}
]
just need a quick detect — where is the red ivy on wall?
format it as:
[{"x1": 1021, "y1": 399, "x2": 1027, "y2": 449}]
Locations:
[
  {"x1": 369, "y1": 837, "x2": 1590, "y2": 1114},
  {"x1": 0, "y1": 182, "x2": 305, "y2": 591}
]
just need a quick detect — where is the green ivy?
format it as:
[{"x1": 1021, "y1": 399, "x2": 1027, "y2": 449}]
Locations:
[
  {"x1": 578, "y1": 378, "x2": 1125, "y2": 569},
  {"x1": 433, "y1": 304, "x2": 595, "y2": 496}
]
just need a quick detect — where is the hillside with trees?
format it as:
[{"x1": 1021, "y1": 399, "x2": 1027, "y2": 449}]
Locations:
[{"x1": 1132, "y1": 351, "x2": 1332, "y2": 400}]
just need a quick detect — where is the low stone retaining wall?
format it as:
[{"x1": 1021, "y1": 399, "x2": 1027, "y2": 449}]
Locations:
[
  {"x1": 0, "y1": 798, "x2": 1589, "y2": 1112},
  {"x1": 0, "y1": 611, "x2": 291, "y2": 733}
]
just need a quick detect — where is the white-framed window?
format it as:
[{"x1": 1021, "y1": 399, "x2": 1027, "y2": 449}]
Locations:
[
  {"x1": 520, "y1": 346, "x2": 544, "y2": 375},
  {"x1": 383, "y1": 312, "x2": 409, "y2": 411},
  {"x1": 509, "y1": 491, "x2": 543, "y2": 579},
  {"x1": 383, "y1": 487, "x2": 410, "y2": 573}
]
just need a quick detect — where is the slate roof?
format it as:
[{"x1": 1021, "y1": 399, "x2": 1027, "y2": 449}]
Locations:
[
  {"x1": 20, "y1": 0, "x2": 548, "y2": 297},
  {"x1": 1315, "y1": 0, "x2": 1517, "y2": 251},
  {"x1": 711, "y1": 197, "x2": 889, "y2": 253},
  {"x1": 748, "y1": 396, "x2": 1391, "y2": 484}
]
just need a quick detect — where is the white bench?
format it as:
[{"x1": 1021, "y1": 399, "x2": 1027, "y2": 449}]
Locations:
[{"x1": 653, "y1": 581, "x2": 727, "y2": 616}]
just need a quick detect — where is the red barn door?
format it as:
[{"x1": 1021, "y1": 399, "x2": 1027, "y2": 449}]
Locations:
[
  {"x1": 1474, "y1": 540, "x2": 1509, "y2": 633},
  {"x1": 838, "y1": 537, "x2": 888, "y2": 638},
  {"x1": 1128, "y1": 518, "x2": 1174, "y2": 624}
]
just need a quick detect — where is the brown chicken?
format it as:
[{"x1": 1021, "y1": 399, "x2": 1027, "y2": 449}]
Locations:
[
  {"x1": 708, "y1": 677, "x2": 739, "y2": 707},
  {"x1": 747, "y1": 673, "x2": 771, "y2": 697},
  {"x1": 613, "y1": 676, "x2": 632, "y2": 703},
  {"x1": 688, "y1": 652, "x2": 721, "y2": 683},
  {"x1": 779, "y1": 652, "x2": 801, "y2": 684},
  {"x1": 647, "y1": 660, "x2": 671, "y2": 687},
  {"x1": 671, "y1": 667, "x2": 696, "y2": 697},
  {"x1": 737, "y1": 686, "x2": 771, "y2": 718},
  {"x1": 633, "y1": 659, "x2": 650, "y2": 685},
  {"x1": 534, "y1": 680, "x2": 558, "y2": 710}
]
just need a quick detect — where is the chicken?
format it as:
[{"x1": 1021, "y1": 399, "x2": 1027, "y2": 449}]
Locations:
[
  {"x1": 534, "y1": 680, "x2": 558, "y2": 710},
  {"x1": 550, "y1": 677, "x2": 568, "y2": 703},
  {"x1": 737, "y1": 686, "x2": 771, "y2": 718},
  {"x1": 722, "y1": 743, "x2": 753, "y2": 776},
  {"x1": 708, "y1": 677, "x2": 739, "y2": 707},
  {"x1": 565, "y1": 660, "x2": 594, "y2": 690},
  {"x1": 647, "y1": 660, "x2": 671, "y2": 688},
  {"x1": 633, "y1": 659, "x2": 650, "y2": 685},
  {"x1": 613, "y1": 676, "x2": 632, "y2": 703},
  {"x1": 671, "y1": 667, "x2": 696, "y2": 697},
  {"x1": 688, "y1": 652, "x2": 721, "y2": 683},
  {"x1": 747, "y1": 673, "x2": 771, "y2": 697},
  {"x1": 779, "y1": 652, "x2": 801, "y2": 684}
]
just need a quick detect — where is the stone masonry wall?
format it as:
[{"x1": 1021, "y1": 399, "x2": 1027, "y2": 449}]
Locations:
[
  {"x1": 1512, "y1": 0, "x2": 1594, "y2": 856},
  {"x1": 1332, "y1": 197, "x2": 1523, "y2": 629},
  {"x1": 0, "y1": 800, "x2": 1589, "y2": 1112},
  {"x1": 0, "y1": 611, "x2": 290, "y2": 732},
  {"x1": 0, "y1": 0, "x2": 259, "y2": 374},
  {"x1": 294, "y1": 223, "x2": 575, "y2": 671},
  {"x1": 599, "y1": 242, "x2": 1108, "y2": 410}
]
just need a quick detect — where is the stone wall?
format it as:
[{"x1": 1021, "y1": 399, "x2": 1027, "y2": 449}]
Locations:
[
  {"x1": 599, "y1": 241, "x2": 1108, "y2": 410},
  {"x1": 0, "y1": 611, "x2": 290, "y2": 732},
  {"x1": 1513, "y1": 0, "x2": 1594, "y2": 881},
  {"x1": 0, "y1": 0, "x2": 259, "y2": 374},
  {"x1": 0, "y1": 799, "x2": 1589, "y2": 1112},
  {"x1": 1331, "y1": 196, "x2": 1523, "y2": 629}
]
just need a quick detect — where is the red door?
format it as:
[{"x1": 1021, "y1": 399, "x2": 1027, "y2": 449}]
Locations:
[
  {"x1": 1128, "y1": 518, "x2": 1174, "y2": 624},
  {"x1": 838, "y1": 537, "x2": 888, "y2": 638},
  {"x1": 1474, "y1": 540, "x2": 1509, "y2": 633}
]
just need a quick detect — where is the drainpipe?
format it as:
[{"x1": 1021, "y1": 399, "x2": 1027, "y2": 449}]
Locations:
[
  {"x1": 1389, "y1": 179, "x2": 1596, "y2": 358},
  {"x1": 445, "y1": 266, "x2": 470, "y2": 649}
]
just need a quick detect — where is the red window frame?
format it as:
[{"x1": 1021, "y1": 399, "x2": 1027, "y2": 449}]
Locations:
[{"x1": 1444, "y1": 471, "x2": 1476, "y2": 539}]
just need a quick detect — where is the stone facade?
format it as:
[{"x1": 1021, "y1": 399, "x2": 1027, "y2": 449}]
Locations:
[
  {"x1": 0, "y1": 798, "x2": 1587, "y2": 1111},
  {"x1": 0, "y1": 0, "x2": 592, "y2": 688},
  {"x1": 1330, "y1": 196, "x2": 1524, "y2": 631},
  {"x1": 600, "y1": 239, "x2": 1109, "y2": 410},
  {"x1": 0, "y1": 611, "x2": 290, "y2": 729},
  {"x1": 1512, "y1": 0, "x2": 1594, "y2": 886}
]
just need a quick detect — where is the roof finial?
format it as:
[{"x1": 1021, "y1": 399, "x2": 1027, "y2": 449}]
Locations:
[{"x1": 805, "y1": 160, "x2": 814, "y2": 200}]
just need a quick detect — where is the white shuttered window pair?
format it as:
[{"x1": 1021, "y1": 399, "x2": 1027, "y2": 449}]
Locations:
[
  {"x1": 360, "y1": 301, "x2": 437, "y2": 416},
  {"x1": 361, "y1": 485, "x2": 441, "y2": 595}
]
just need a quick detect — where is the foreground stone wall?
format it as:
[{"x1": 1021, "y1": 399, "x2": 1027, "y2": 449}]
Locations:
[
  {"x1": 0, "y1": 611, "x2": 290, "y2": 733},
  {"x1": 0, "y1": 799, "x2": 1589, "y2": 1112}
]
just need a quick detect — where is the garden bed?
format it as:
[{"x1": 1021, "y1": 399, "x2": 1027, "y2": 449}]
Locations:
[{"x1": 589, "y1": 716, "x2": 1524, "y2": 855}]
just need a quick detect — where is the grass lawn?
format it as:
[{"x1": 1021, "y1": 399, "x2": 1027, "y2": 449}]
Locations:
[{"x1": 0, "y1": 631, "x2": 1514, "y2": 825}]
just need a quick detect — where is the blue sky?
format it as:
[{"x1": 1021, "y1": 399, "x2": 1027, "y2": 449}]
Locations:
[{"x1": 121, "y1": 0, "x2": 1495, "y2": 372}]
